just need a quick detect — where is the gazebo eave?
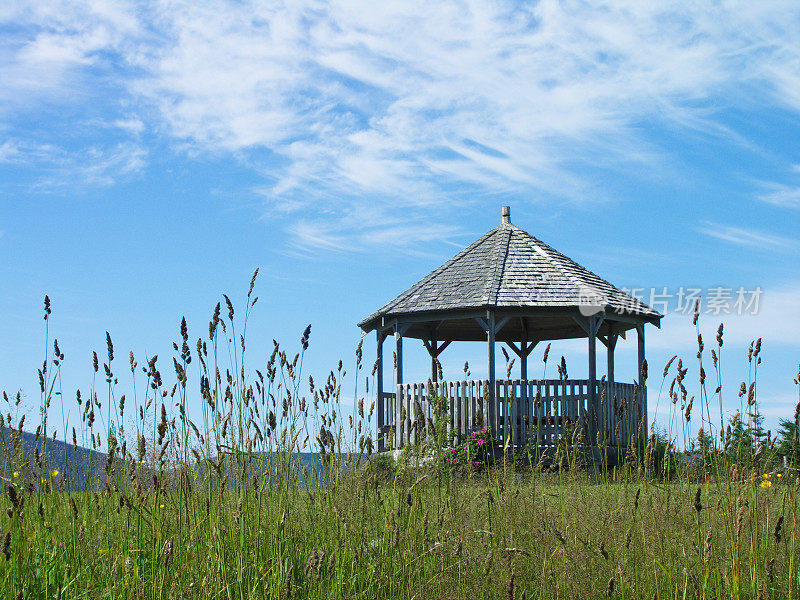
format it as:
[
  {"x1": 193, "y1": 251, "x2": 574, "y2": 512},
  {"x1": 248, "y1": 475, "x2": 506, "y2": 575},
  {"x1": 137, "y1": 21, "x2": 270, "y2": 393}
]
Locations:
[{"x1": 359, "y1": 305, "x2": 660, "y2": 343}]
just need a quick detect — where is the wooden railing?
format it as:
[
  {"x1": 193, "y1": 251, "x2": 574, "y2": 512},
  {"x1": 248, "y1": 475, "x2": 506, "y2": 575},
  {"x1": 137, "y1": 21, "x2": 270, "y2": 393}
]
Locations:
[{"x1": 379, "y1": 379, "x2": 644, "y2": 451}]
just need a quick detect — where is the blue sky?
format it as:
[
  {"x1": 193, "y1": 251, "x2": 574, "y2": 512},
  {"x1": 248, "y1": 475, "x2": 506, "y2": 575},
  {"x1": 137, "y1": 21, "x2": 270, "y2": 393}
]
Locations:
[{"x1": 1, "y1": 1, "x2": 799, "y2": 448}]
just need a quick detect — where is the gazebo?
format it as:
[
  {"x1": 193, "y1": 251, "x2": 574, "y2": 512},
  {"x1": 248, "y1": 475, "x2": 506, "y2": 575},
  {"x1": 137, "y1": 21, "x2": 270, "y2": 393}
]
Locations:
[{"x1": 358, "y1": 207, "x2": 662, "y2": 456}]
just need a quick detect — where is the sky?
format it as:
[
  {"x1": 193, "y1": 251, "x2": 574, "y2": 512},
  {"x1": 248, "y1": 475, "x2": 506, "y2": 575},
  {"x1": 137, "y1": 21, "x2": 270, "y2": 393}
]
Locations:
[{"x1": 1, "y1": 0, "x2": 799, "y2": 450}]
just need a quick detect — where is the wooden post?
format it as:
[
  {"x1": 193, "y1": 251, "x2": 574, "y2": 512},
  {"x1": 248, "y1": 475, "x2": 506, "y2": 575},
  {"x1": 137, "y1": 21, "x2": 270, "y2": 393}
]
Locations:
[
  {"x1": 377, "y1": 330, "x2": 385, "y2": 452},
  {"x1": 487, "y1": 310, "x2": 497, "y2": 440},
  {"x1": 430, "y1": 336, "x2": 438, "y2": 383},
  {"x1": 588, "y1": 316, "x2": 597, "y2": 445},
  {"x1": 636, "y1": 323, "x2": 646, "y2": 442},
  {"x1": 606, "y1": 332, "x2": 618, "y2": 447},
  {"x1": 607, "y1": 333, "x2": 617, "y2": 386},
  {"x1": 395, "y1": 323, "x2": 404, "y2": 386}
]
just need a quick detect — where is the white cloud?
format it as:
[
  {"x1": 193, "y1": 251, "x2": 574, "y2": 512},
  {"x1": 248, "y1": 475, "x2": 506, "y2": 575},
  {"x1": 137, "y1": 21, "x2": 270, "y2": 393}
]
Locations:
[
  {"x1": 1, "y1": 139, "x2": 146, "y2": 187},
  {"x1": 647, "y1": 281, "x2": 800, "y2": 351},
  {"x1": 697, "y1": 223, "x2": 797, "y2": 250},
  {"x1": 756, "y1": 174, "x2": 800, "y2": 209},
  {"x1": 3, "y1": 1, "x2": 800, "y2": 246}
]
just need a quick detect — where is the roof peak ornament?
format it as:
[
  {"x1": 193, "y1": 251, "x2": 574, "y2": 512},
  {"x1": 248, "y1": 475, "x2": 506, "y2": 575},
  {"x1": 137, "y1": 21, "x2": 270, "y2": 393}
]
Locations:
[{"x1": 501, "y1": 205, "x2": 511, "y2": 224}]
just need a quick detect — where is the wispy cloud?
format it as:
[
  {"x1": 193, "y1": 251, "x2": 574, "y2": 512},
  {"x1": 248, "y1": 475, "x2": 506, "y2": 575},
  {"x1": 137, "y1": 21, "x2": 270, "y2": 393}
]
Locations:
[
  {"x1": 698, "y1": 222, "x2": 797, "y2": 251},
  {"x1": 1, "y1": 138, "x2": 146, "y2": 187},
  {"x1": 3, "y1": 1, "x2": 800, "y2": 247},
  {"x1": 756, "y1": 168, "x2": 800, "y2": 209}
]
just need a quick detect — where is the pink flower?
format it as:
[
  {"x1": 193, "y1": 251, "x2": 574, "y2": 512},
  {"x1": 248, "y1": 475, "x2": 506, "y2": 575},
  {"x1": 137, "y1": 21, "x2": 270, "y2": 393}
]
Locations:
[
  {"x1": 474, "y1": 461, "x2": 481, "y2": 467},
  {"x1": 471, "y1": 432, "x2": 477, "y2": 438},
  {"x1": 477, "y1": 439, "x2": 484, "y2": 446},
  {"x1": 481, "y1": 428, "x2": 487, "y2": 434},
  {"x1": 464, "y1": 446, "x2": 469, "y2": 452},
  {"x1": 450, "y1": 448, "x2": 457, "y2": 454}
]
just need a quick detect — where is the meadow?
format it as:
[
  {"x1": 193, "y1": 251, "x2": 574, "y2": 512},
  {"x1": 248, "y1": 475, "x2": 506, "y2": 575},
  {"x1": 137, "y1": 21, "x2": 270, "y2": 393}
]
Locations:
[{"x1": 1, "y1": 275, "x2": 799, "y2": 599}]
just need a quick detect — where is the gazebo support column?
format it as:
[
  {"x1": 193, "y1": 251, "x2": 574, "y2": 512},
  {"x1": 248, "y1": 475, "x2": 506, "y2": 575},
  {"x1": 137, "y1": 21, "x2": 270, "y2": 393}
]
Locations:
[
  {"x1": 636, "y1": 323, "x2": 647, "y2": 442},
  {"x1": 487, "y1": 311, "x2": 496, "y2": 436},
  {"x1": 606, "y1": 332, "x2": 618, "y2": 447},
  {"x1": 395, "y1": 325, "x2": 403, "y2": 386},
  {"x1": 423, "y1": 334, "x2": 451, "y2": 384},
  {"x1": 507, "y1": 339, "x2": 537, "y2": 381},
  {"x1": 376, "y1": 330, "x2": 386, "y2": 451},
  {"x1": 573, "y1": 314, "x2": 604, "y2": 444},
  {"x1": 393, "y1": 322, "x2": 409, "y2": 448},
  {"x1": 475, "y1": 312, "x2": 511, "y2": 443},
  {"x1": 507, "y1": 337, "x2": 537, "y2": 446}
]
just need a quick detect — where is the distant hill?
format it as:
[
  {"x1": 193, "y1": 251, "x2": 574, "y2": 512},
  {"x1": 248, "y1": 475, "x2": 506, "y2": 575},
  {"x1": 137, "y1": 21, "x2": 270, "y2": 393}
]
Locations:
[
  {"x1": 0, "y1": 427, "x2": 106, "y2": 490},
  {"x1": 1, "y1": 428, "x2": 357, "y2": 491}
]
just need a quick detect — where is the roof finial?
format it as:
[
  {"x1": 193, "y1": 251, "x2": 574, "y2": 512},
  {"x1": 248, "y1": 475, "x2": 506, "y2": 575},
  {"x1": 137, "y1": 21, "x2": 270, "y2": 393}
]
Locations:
[{"x1": 502, "y1": 206, "x2": 511, "y2": 224}]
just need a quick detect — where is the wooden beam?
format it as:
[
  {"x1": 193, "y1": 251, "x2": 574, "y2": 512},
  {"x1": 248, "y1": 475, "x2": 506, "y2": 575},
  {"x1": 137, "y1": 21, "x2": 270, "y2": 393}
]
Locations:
[
  {"x1": 487, "y1": 310, "x2": 496, "y2": 437},
  {"x1": 430, "y1": 333, "x2": 438, "y2": 383},
  {"x1": 376, "y1": 330, "x2": 385, "y2": 452},
  {"x1": 636, "y1": 324, "x2": 645, "y2": 387},
  {"x1": 495, "y1": 315, "x2": 512, "y2": 334},
  {"x1": 587, "y1": 316, "x2": 597, "y2": 443},
  {"x1": 506, "y1": 340, "x2": 522, "y2": 357},
  {"x1": 586, "y1": 316, "x2": 604, "y2": 445},
  {"x1": 395, "y1": 324, "x2": 404, "y2": 386},
  {"x1": 636, "y1": 323, "x2": 646, "y2": 440},
  {"x1": 436, "y1": 340, "x2": 452, "y2": 355},
  {"x1": 606, "y1": 333, "x2": 618, "y2": 386}
]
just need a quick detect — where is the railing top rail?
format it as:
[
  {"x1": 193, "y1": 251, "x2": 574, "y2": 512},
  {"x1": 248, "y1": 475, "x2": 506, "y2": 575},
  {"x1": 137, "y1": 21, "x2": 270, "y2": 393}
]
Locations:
[{"x1": 396, "y1": 378, "x2": 639, "y2": 388}]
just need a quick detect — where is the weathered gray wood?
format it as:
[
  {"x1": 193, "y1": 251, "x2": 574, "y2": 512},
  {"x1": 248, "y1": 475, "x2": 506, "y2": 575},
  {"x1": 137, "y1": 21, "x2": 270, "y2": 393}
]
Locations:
[
  {"x1": 385, "y1": 377, "x2": 637, "y2": 452},
  {"x1": 396, "y1": 383, "x2": 402, "y2": 447},
  {"x1": 395, "y1": 324, "x2": 404, "y2": 386},
  {"x1": 637, "y1": 323, "x2": 646, "y2": 443},
  {"x1": 377, "y1": 330, "x2": 385, "y2": 451},
  {"x1": 487, "y1": 310, "x2": 497, "y2": 438},
  {"x1": 430, "y1": 336, "x2": 437, "y2": 383}
]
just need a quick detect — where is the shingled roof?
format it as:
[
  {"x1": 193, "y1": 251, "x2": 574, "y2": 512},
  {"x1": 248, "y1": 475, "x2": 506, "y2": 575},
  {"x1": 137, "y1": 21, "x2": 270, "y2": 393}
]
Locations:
[{"x1": 359, "y1": 208, "x2": 661, "y2": 340}]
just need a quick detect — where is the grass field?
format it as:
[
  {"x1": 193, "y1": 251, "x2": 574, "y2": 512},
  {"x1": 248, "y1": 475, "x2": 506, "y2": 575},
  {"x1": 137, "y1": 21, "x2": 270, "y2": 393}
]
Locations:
[
  {"x1": 1, "y1": 457, "x2": 798, "y2": 598},
  {"x1": 1, "y1": 282, "x2": 798, "y2": 598}
]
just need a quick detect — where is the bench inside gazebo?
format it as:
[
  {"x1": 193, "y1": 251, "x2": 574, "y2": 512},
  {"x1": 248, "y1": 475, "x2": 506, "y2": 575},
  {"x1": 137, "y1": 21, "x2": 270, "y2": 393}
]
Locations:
[{"x1": 358, "y1": 207, "x2": 662, "y2": 458}]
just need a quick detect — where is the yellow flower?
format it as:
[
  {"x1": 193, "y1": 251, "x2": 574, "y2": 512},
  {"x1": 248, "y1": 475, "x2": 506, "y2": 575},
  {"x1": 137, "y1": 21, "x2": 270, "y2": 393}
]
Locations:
[
  {"x1": 40, "y1": 478, "x2": 45, "y2": 484},
  {"x1": 12, "y1": 471, "x2": 19, "y2": 478},
  {"x1": 159, "y1": 504, "x2": 165, "y2": 509},
  {"x1": 777, "y1": 473, "x2": 783, "y2": 478},
  {"x1": 762, "y1": 473, "x2": 770, "y2": 479},
  {"x1": 50, "y1": 469, "x2": 59, "y2": 477},
  {"x1": 760, "y1": 480, "x2": 772, "y2": 489}
]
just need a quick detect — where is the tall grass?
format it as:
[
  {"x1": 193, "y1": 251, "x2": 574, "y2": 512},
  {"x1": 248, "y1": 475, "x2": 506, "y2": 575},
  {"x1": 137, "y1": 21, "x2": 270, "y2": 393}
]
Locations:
[{"x1": 1, "y1": 276, "x2": 799, "y2": 599}]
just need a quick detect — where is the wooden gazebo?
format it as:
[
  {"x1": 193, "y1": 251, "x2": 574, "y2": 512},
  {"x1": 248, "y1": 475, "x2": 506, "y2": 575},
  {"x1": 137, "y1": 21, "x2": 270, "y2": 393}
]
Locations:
[{"x1": 359, "y1": 207, "x2": 662, "y2": 455}]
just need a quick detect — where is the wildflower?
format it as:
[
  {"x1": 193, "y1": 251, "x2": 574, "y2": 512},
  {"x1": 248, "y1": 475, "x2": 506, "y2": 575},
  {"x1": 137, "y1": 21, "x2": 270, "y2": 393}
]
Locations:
[
  {"x1": 477, "y1": 439, "x2": 484, "y2": 446},
  {"x1": 160, "y1": 504, "x2": 165, "y2": 509},
  {"x1": 464, "y1": 446, "x2": 469, "y2": 452},
  {"x1": 471, "y1": 432, "x2": 477, "y2": 438},
  {"x1": 481, "y1": 428, "x2": 487, "y2": 434},
  {"x1": 40, "y1": 478, "x2": 45, "y2": 484},
  {"x1": 50, "y1": 469, "x2": 59, "y2": 477},
  {"x1": 760, "y1": 480, "x2": 772, "y2": 489},
  {"x1": 12, "y1": 471, "x2": 19, "y2": 478},
  {"x1": 450, "y1": 448, "x2": 457, "y2": 454},
  {"x1": 777, "y1": 473, "x2": 783, "y2": 478},
  {"x1": 474, "y1": 461, "x2": 481, "y2": 467}
]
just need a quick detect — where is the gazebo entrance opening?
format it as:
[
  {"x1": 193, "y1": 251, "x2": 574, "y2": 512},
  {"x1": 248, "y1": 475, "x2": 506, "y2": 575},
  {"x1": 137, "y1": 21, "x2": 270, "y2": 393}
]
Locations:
[{"x1": 359, "y1": 207, "x2": 661, "y2": 456}]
